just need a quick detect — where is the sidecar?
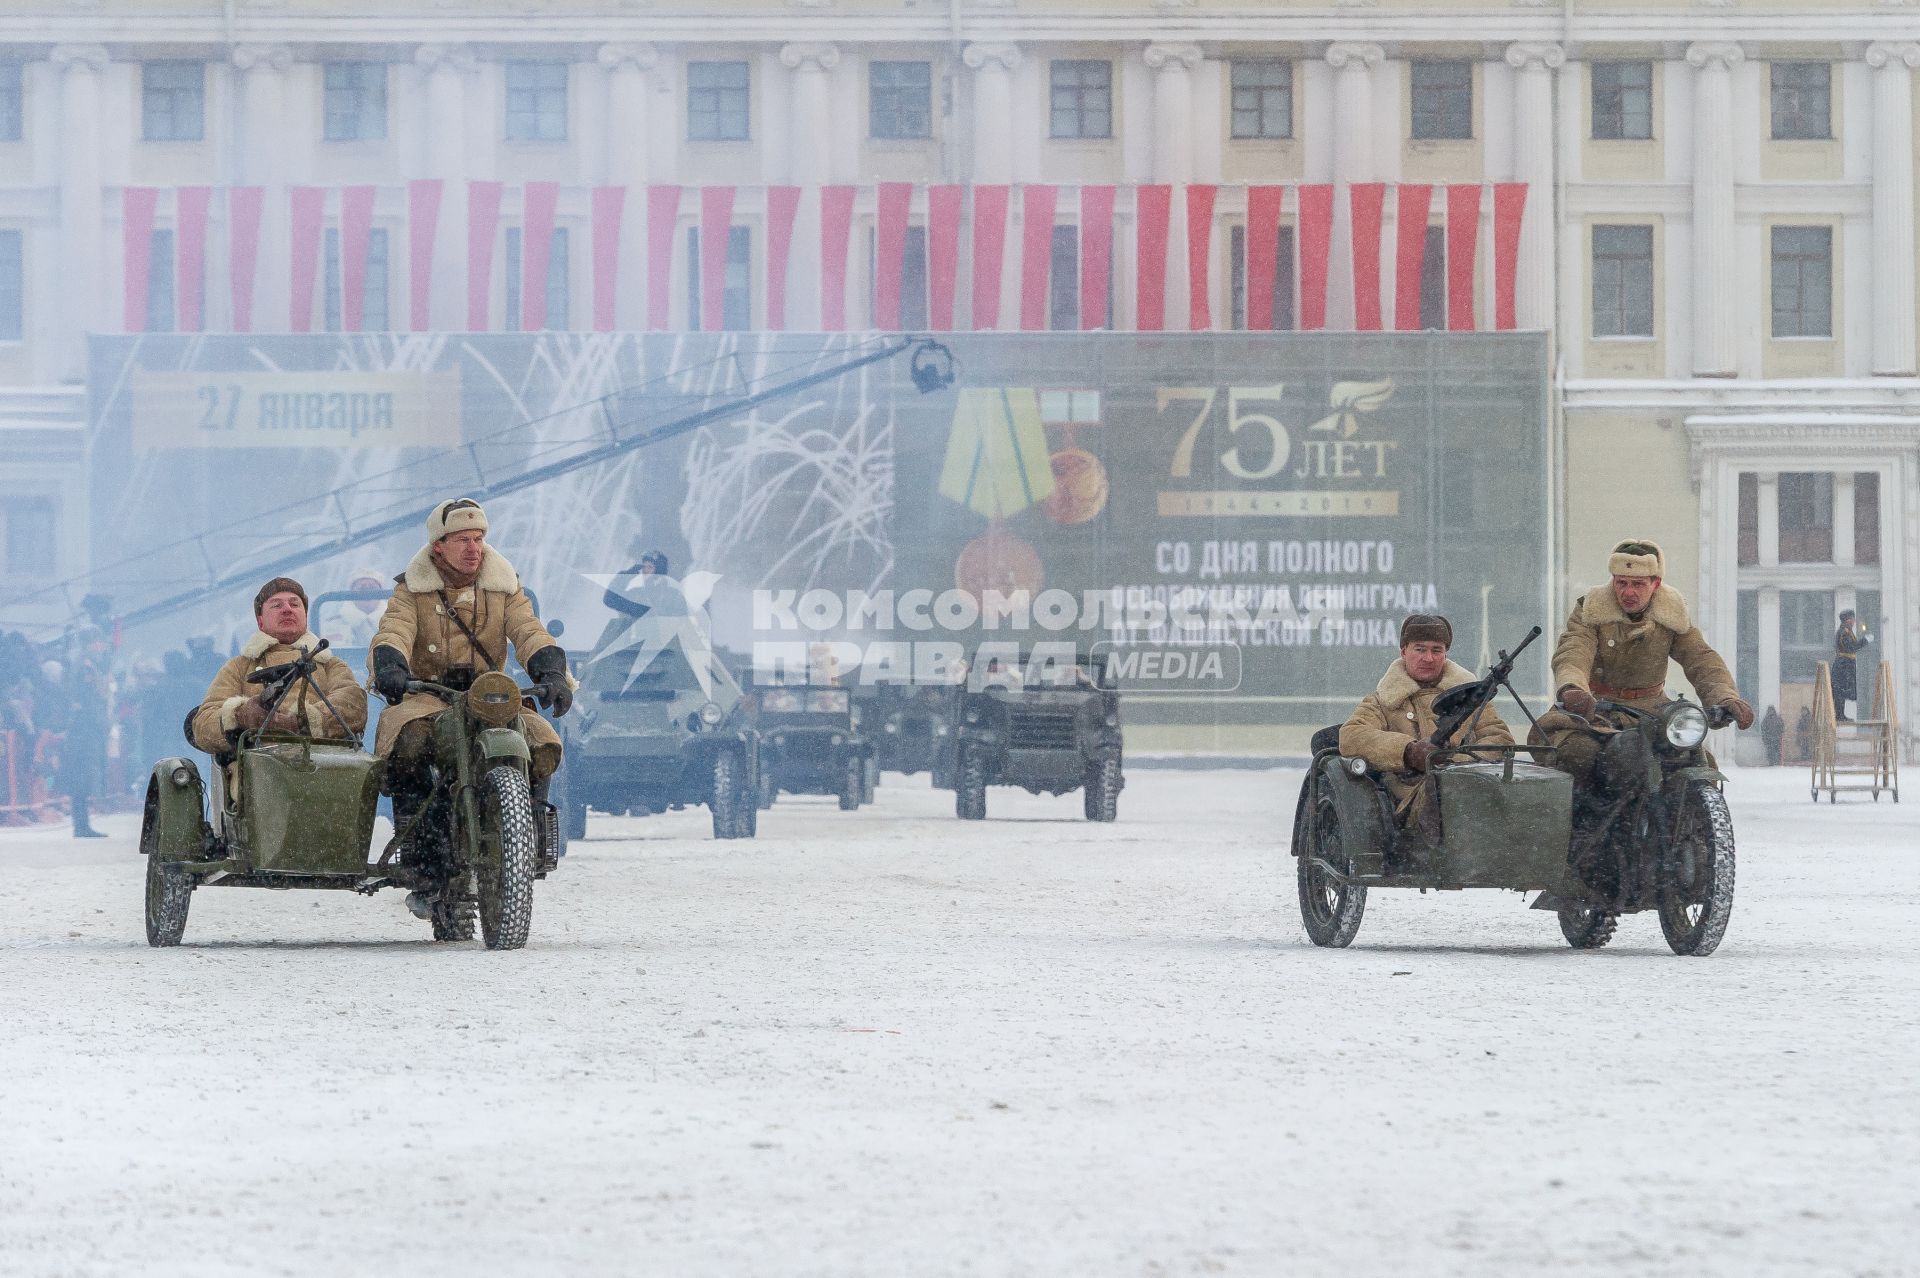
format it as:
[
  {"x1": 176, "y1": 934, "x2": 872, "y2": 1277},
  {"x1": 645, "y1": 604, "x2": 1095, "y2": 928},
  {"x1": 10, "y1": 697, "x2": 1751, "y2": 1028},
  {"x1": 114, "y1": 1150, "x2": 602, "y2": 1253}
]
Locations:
[{"x1": 1290, "y1": 726, "x2": 1576, "y2": 948}]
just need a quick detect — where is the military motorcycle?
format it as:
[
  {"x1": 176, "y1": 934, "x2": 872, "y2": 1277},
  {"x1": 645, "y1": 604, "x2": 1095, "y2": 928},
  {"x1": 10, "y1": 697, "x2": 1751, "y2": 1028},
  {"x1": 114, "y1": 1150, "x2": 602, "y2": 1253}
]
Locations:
[
  {"x1": 141, "y1": 643, "x2": 551, "y2": 951},
  {"x1": 1290, "y1": 626, "x2": 1738, "y2": 957}
]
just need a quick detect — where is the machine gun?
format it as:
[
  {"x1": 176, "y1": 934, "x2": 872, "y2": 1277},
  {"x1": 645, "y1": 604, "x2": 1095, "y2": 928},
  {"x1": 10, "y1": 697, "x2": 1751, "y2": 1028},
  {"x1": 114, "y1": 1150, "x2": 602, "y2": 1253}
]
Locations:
[
  {"x1": 1427, "y1": 625, "x2": 1544, "y2": 751},
  {"x1": 244, "y1": 638, "x2": 363, "y2": 748}
]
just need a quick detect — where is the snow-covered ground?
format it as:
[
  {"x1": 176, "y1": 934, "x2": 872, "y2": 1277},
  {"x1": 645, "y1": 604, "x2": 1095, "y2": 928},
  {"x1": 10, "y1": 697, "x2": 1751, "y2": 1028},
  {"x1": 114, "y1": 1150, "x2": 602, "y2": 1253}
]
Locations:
[{"x1": 1, "y1": 764, "x2": 1914, "y2": 1277}]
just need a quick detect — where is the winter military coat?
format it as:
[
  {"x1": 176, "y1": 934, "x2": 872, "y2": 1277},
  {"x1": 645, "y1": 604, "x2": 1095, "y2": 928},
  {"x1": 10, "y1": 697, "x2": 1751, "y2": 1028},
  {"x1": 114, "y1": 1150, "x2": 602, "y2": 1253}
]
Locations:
[
  {"x1": 368, "y1": 544, "x2": 562, "y2": 774},
  {"x1": 1550, "y1": 583, "x2": 1736, "y2": 710},
  {"x1": 1340, "y1": 658, "x2": 1515, "y2": 815},
  {"x1": 189, "y1": 631, "x2": 368, "y2": 754}
]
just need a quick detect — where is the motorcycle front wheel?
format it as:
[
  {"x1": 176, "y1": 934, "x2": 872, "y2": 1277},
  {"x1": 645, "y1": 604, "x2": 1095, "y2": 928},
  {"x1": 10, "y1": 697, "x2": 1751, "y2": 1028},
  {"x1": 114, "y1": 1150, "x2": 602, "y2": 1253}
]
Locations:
[
  {"x1": 1658, "y1": 782, "x2": 1736, "y2": 957},
  {"x1": 475, "y1": 765, "x2": 538, "y2": 951}
]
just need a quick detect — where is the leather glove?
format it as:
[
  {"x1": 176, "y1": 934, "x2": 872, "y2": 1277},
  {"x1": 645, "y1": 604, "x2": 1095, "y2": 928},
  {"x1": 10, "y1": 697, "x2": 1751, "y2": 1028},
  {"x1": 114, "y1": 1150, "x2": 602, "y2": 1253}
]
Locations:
[
  {"x1": 234, "y1": 697, "x2": 270, "y2": 731},
  {"x1": 1719, "y1": 696, "x2": 1755, "y2": 730},
  {"x1": 371, "y1": 646, "x2": 412, "y2": 707},
  {"x1": 526, "y1": 645, "x2": 573, "y2": 718},
  {"x1": 1559, "y1": 686, "x2": 1597, "y2": 719},
  {"x1": 1402, "y1": 739, "x2": 1437, "y2": 773}
]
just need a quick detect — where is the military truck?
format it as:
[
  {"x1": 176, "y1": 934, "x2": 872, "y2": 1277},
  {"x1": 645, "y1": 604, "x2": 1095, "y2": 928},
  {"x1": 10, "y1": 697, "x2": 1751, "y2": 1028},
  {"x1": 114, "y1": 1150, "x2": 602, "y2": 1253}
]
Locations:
[
  {"x1": 938, "y1": 649, "x2": 1123, "y2": 822},
  {"x1": 752, "y1": 682, "x2": 875, "y2": 810},
  {"x1": 855, "y1": 682, "x2": 954, "y2": 777}
]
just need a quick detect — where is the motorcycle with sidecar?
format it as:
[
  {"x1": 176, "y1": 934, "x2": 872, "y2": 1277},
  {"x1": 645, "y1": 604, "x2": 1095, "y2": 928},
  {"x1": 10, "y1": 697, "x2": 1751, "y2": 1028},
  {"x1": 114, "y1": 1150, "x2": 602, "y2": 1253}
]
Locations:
[
  {"x1": 1289, "y1": 627, "x2": 1738, "y2": 957},
  {"x1": 141, "y1": 641, "x2": 558, "y2": 950}
]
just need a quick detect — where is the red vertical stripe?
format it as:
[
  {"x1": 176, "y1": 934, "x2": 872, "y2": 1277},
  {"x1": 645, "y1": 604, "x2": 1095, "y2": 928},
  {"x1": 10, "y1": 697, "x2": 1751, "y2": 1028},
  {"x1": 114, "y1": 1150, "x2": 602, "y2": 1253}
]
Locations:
[
  {"x1": 927, "y1": 184, "x2": 963, "y2": 332},
  {"x1": 1446, "y1": 184, "x2": 1482, "y2": 331},
  {"x1": 1135, "y1": 184, "x2": 1172, "y2": 332},
  {"x1": 340, "y1": 184, "x2": 376, "y2": 331},
  {"x1": 1393, "y1": 183, "x2": 1433, "y2": 331},
  {"x1": 820, "y1": 184, "x2": 857, "y2": 332},
  {"x1": 408, "y1": 179, "x2": 443, "y2": 332},
  {"x1": 122, "y1": 187, "x2": 160, "y2": 331},
  {"x1": 969, "y1": 184, "x2": 1010, "y2": 331},
  {"x1": 1349, "y1": 182, "x2": 1387, "y2": 332},
  {"x1": 1078, "y1": 185, "x2": 1115, "y2": 331},
  {"x1": 874, "y1": 181, "x2": 914, "y2": 331},
  {"x1": 228, "y1": 185, "x2": 264, "y2": 334},
  {"x1": 1245, "y1": 185, "x2": 1284, "y2": 331},
  {"x1": 1492, "y1": 183, "x2": 1528, "y2": 332},
  {"x1": 1019, "y1": 184, "x2": 1058, "y2": 331},
  {"x1": 590, "y1": 185, "x2": 624, "y2": 332},
  {"x1": 521, "y1": 180, "x2": 559, "y2": 330},
  {"x1": 174, "y1": 186, "x2": 210, "y2": 331},
  {"x1": 1186, "y1": 183, "x2": 1218, "y2": 331},
  {"x1": 289, "y1": 185, "x2": 327, "y2": 333},
  {"x1": 466, "y1": 180, "x2": 504, "y2": 331},
  {"x1": 763, "y1": 185, "x2": 800, "y2": 332},
  {"x1": 699, "y1": 185, "x2": 735, "y2": 331},
  {"x1": 1296, "y1": 184, "x2": 1333, "y2": 331},
  {"x1": 645, "y1": 185, "x2": 681, "y2": 331}
]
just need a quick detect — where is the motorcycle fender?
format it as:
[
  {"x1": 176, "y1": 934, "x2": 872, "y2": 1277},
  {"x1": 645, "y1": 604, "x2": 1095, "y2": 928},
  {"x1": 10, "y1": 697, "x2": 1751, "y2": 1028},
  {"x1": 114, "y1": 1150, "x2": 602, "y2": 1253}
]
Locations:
[
  {"x1": 144, "y1": 758, "x2": 210, "y2": 862},
  {"x1": 1668, "y1": 765, "x2": 1726, "y2": 788},
  {"x1": 477, "y1": 727, "x2": 531, "y2": 765}
]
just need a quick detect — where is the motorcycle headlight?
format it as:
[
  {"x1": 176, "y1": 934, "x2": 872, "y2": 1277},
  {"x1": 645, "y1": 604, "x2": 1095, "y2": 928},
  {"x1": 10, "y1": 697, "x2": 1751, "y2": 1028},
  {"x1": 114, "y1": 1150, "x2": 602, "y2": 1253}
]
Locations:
[
  {"x1": 699, "y1": 701, "x2": 724, "y2": 725},
  {"x1": 467, "y1": 671, "x2": 521, "y2": 726},
  {"x1": 1664, "y1": 703, "x2": 1708, "y2": 749}
]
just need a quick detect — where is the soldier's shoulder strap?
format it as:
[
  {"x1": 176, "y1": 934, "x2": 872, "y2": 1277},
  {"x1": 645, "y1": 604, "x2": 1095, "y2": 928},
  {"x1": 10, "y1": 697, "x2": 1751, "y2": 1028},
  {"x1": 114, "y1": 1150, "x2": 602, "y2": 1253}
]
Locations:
[{"x1": 435, "y1": 588, "x2": 499, "y2": 671}]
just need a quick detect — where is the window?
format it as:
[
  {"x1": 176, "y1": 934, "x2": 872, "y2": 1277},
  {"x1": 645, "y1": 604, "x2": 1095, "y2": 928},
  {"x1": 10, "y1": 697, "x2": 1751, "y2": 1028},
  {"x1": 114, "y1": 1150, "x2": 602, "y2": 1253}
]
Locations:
[
  {"x1": 1410, "y1": 60, "x2": 1472, "y2": 140},
  {"x1": 1049, "y1": 61, "x2": 1111, "y2": 139},
  {"x1": 1592, "y1": 224, "x2": 1655, "y2": 338},
  {"x1": 1419, "y1": 226, "x2": 1447, "y2": 331},
  {"x1": 0, "y1": 63, "x2": 21, "y2": 142},
  {"x1": 687, "y1": 226, "x2": 752, "y2": 330},
  {"x1": 324, "y1": 228, "x2": 390, "y2": 332},
  {"x1": 1778, "y1": 472, "x2": 1834, "y2": 563},
  {"x1": 0, "y1": 230, "x2": 19, "y2": 342},
  {"x1": 1591, "y1": 62, "x2": 1652, "y2": 140},
  {"x1": 1771, "y1": 62, "x2": 1830, "y2": 141},
  {"x1": 146, "y1": 230, "x2": 175, "y2": 333},
  {"x1": 869, "y1": 61, "x2": 932, "y2": 140},
  {"x1": 1228, "y1": 223, "x2": 1295, "y2": 331},
  {"x1": 504, "y1": 61, "x2": 568, "y2": 142},
  {"x1": 1230, "y1": 61, "x2": 1292, "y2": 140},
  {"x1": 323, "y1": 62, "x2": 387, "y2": 142},
  {"x1": 688, "y1": 62, "x2": 750, "y2": 142},
  {"x1": 2, "y1": 497, "x2": 56, "y2": 578},
  {"x1": 1735, "y1": 589, "x2": 1758, "y2": 709},
  {"x1": 1779, "y1": 590, "x2": 1836, "y2": 682},
  {"x1": 142, "y1": 61, "x2": 204, "y2": 141},
  {"x1": 1737, "y1": 472, "x2": 1759, "y2": 567},
  {"x1": 870, "y1": 226, "x2": 929, "y2": 330},
  {"x1": 505, "y1": 226, "x2": 570, "y2": 331},
  {"x1": 1771, "y1": 226, "x2": 1832, "y2": 338},
  {"x1": 1855, "y1": 472, "x2": 1880, "y2": 566}
]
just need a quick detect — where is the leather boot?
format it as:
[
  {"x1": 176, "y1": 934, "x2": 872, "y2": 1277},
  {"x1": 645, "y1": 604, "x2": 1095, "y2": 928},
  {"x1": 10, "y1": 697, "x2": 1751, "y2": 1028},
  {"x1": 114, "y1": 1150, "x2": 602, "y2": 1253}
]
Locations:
[{"x1": 531, "y1": 774, "x2": 559, "y2": 872}]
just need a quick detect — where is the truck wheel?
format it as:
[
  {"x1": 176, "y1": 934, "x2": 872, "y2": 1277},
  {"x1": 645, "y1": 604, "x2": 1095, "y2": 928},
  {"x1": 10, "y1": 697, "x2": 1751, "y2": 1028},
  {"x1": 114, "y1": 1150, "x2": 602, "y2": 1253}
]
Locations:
[
  {"x1": 142, "y1": 807, "x2": 193, "y2": 948},
  {"x1": 1557, "y1": 905, "x2": 1618, "y2": 949},
  {"x1": 1083, "y1": 757, "x2": 1121, "y2": 822},
  {"x1": 1298, "y1": 790, "x2": 1365, "y2": 947},
  {"x1": 839, "y1": 755, "x2": 863, "y2": 810},
  {"x1": 758, "y1": 769, "x2": 777, "y2": 811},
  {"x1": 862, "y1": 757, "x2": 878, "y2": 806},
  {"x1": 475, "y1": 766, "x2": 537, "y2": 951},
  {"x1": 711, "y1": 750, "x2": 744, "y2": 839},
  {"x1": 955, "y1": 747, "x2": 987, "y2": 820},
  {"x1": 1659, "y1": 782, "x2": 1736, "y2": 957}
]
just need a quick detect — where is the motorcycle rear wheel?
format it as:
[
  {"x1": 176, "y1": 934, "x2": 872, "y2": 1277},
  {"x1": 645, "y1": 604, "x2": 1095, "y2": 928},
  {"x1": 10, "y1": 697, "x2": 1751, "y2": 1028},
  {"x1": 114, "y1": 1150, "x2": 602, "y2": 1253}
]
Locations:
[
  {"x1": 1557, "y1": 904, "x2": 1618, "y2": 949},
  {"x1": 1658, "y1": 782, "x2": 1736, "y2": 957}
]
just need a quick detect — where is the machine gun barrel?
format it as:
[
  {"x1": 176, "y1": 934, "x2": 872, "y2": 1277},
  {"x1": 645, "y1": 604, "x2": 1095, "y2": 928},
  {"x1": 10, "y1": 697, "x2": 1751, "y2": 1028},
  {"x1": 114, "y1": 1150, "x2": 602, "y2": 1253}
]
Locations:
[{"x1": 1427, "y1": 626, "x2": 1543, "y2": 747}]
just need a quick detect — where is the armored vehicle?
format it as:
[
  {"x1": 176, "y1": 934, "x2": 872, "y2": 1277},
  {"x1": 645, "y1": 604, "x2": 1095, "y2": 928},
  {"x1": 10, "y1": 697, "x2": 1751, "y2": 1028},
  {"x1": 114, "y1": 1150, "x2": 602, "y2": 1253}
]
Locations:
[
  {"x1": 939, "y1": 649, "x2": 1123, "y2": 822},
  {"x1": 856, "y1": 682, "x2": 954, "y2": 777},
  {"x1": 752, "y1": 682, "x2": 875, "y2": 809},
  {"x1": 560, "y1": 581, "x2": 760, "y2": 840},
  {"x1": 1290, "y1": 627, "x2": 1738, "y2": 956}
]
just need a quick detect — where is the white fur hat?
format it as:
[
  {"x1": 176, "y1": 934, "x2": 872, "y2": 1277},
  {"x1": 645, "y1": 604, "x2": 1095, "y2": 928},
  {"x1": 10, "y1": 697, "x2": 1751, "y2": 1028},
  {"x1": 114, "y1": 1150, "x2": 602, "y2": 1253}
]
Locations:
[
  {"x1": 1607, "y1": 538, "x2": 1664, "y2": 579},
  {"x1": 427, "y1": 498, "x2": 488, "y2": 543}
]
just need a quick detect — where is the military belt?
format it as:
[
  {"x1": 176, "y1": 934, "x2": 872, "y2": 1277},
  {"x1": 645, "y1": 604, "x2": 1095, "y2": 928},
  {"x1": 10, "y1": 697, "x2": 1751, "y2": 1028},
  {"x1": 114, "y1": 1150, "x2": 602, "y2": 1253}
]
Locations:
[{"x1": 1591, "y1": 680, "x2": 1665, "y2": 701}]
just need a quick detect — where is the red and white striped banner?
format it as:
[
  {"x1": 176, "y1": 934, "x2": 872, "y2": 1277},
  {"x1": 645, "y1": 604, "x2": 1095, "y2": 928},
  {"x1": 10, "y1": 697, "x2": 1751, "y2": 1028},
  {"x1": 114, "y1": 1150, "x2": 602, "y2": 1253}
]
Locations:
[
  {"x1": 521, "y1": 181, "x2": 560, "y2": 331},
  {"x1": 288, "y1": 185, "x2": 327, "y2": 333},
  {"x1": 465, "y1": 180, "x2": 503, "y2": 331},
  {"x1": 1393, "y1": 183, "x2": 1433, "y2": 332},
  {"x1": 874, "y1": 182, "x2": 914, "y2": 331},
  {"x1": 1446, "y1": 184, "x2": 1482, "y2": 332},
  {"x1": 1079, "y1": 185, "x2": 1115, "y2": 332},
  {"x1": 645, "y1": 185, "x2": 681, "y2": 332},
  {"x1": 1245, "y1": 185, "x2": 1285, "y2": 332},
  {"x1": 408, "y1": 179, "x2": 442, "y2": 332},
  {"x1": 1493, "y1": 182, "x2": 1528, "y2": 332},
  {"x1": 1135, "y1": 184, "x2": 1172, "y2": 333},
  {"x1": 340, "y1": 184, "x2": 376, "y2": 331},
  {"x1": 969, "y1": 185, "x2": 1010, "y2": 331},
  {"x1": 121, "y1": 187, "x2": 160, "y2": 331},
  {"x1": 927, "y1": 184, "x2": 963, "y2": 332},
  {"x1": 228, "y1": 185, "x2": 264, "y2": 333},
  {"x1": 1186, "y1": 183, "x2": 1218, "y2": 332},
  {"x1": 175, "y1": 185, "x2": 211, "y2": 331},
  {"x1": 1297, "y1": 184, "x2": 1334, "y2": 332},
  {"x1": 762, "y1": 185, "x2": 800, "y2": 332},
  {"x1": 1019, "y1": 184, "x2": 1057, "y2": 332}
]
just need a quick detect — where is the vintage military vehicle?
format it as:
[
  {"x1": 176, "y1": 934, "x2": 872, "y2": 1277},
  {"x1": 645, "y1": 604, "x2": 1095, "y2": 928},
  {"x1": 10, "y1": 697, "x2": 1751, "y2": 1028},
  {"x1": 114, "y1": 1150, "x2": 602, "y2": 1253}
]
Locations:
[
  {"x1": 855, "y1": 682, "x2": 954, "y2": 777},
  {"x1": 938, "y1": 649, "x2": 1124, "y2": 822},
  {"x1": 1290, "y1": 627, "x2": 1738, "y2": 957},
  {"x1": 560, "y1": 582, "x2": 760, "y2": 840},
  {"x1": 751, "y1": 682, "x2": 875, "y2": 810},
  {"x1": 141, "y1": 640, "x2": 556, "y2": 950}
]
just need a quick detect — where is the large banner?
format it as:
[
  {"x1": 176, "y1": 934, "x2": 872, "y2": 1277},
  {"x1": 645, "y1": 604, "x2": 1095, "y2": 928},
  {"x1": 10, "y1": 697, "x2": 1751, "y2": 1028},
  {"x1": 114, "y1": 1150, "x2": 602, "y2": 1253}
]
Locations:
[{"x1": 82, "y1": 331, "x2": 1549, "y2": 725}]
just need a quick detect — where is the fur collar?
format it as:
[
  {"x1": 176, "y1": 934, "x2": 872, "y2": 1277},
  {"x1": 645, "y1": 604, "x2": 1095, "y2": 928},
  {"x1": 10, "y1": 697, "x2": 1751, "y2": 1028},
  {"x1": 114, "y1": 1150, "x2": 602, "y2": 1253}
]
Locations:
[
  {"x1": 402, "y1": 544, "x2": 520, "y2": 594},
  {"x1": 239, "y1": 630, "x2": 337, "y2": 663},
  {"x1": 1580, "y1": 582, "x2": 1690, "y2": 633},
  {"x1": 1373, "y1": 657, "x2": 1477, "y2": 709}
]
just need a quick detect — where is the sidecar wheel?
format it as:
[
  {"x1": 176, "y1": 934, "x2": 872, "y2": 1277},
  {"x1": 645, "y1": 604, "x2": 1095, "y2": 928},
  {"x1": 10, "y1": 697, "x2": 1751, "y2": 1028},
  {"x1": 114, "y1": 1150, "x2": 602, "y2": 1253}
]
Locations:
[
  {"x1": 143, "y1": 813, "x2": 193, "y2": 948},
  {"x1": 475, "y1": 766, "x2": 537, "y2": 951},
  {"x1": 711, "y1": 749, "x2": 745, "y2": 839},
  {"x1": 1298, "y1": 788, "x2": 1366, "y2": 948},
  {"x1": 955, "y1": 747, "x2": 987, "y2": 820},
  {"x1": 1659, "y1": 782, "x2": 1736, "y2": 957},
  {"x1": 1557, "y1": 904, "x2": 1618, "y2": 949}
]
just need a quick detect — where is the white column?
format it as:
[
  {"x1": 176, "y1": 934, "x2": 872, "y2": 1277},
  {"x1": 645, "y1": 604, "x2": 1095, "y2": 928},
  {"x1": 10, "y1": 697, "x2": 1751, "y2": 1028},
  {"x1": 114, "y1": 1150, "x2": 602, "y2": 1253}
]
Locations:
[
  {"x1": 51, "y1": 45, "x2": 107, "y2": 379},
  {"x1": 781, "y1": 42, "x2": 840, "y2": 331},
  {"x1": 231, "y1": 44, "x2": 292, "y2": 333},
  {"x1": 1325, "y1": 42, "x2": 1383, "y2": 331},
  {"x1": 416, "y1": 43, "x2": 476, "y2": 331},
  {"x1": 1505, "y1": 42, "x2": 1565, "y2": 333},
  {"x1": 1835, "y1": 471, "x2": 1856, "y2": 567},
  {"x1": 1146, "y1": 43, "x2": 1201, "y2": 331},
  {"x1": 1866, "y1": 42, "x2": 1920, "y2": 376},
  {"x1": 1758, "y1": 471, "x2": 1780, "y2": 569},
  {"x1": 1758, "y1": 587, "x2": 1781, "y2": 717},
  {"x1": 599, "y1": 42, "x2": 657, "y2": 186},
  {"x1": 964, "y1": 43, "x2": 1021, "y2": 185},
  {"x1": 1686, "y1": 42, "x2": 1743, "y2": 377}
]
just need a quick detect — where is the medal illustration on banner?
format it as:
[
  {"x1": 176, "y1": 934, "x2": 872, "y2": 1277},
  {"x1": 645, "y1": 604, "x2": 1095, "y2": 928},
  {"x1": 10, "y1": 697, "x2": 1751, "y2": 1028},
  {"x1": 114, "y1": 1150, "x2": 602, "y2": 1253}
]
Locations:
[{"x1": 938, "y1": 388, "x2": 1055, "y2": 598}]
